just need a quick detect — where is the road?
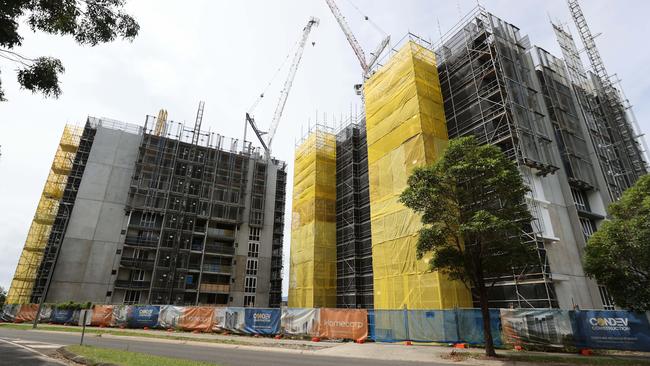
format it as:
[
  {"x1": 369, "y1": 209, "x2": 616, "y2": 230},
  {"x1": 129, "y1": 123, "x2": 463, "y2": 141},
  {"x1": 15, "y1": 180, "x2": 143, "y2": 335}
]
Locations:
[
  {"x1": 0, "y1": 337, "x2": 65, "y2": 366},
  {"x1": 0, "y1": 328, "x2": 456, "y2": 366}
]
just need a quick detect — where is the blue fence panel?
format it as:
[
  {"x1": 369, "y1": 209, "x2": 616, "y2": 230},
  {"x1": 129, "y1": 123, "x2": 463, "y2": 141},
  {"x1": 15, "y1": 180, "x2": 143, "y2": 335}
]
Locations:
[
  {"x1": 244, "y1": 308, "x2": 281, "y2": 335},
  {"x1": 127, "y1": 305, "x2": 160, "y2": 328},
  {"x1": 367, "y1": 310, "x2": 375, "y2": 341},
  {"x1": 456, "y1": 309, "x2": 502, "y2": 346},
  {"x1": 408, "y1": 310, "x2": 459, "y2": 343},
  {"x1": 51, "y1": 309, "x2": 75, "y2": 324},
  {"x1": 373, "y1": 310, "x2": 408, "y2": 342},
  {"x1": 572, "y1": 310, "x2": 650, "y2": 352}
]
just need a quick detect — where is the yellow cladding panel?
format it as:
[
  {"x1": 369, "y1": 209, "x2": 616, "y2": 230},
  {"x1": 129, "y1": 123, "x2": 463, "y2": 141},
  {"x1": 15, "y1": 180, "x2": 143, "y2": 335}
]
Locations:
[
  {"x1": 289, "y1": 130, "x2": 337, "y2": 308},
  {"x1": 6, "y1": 125, "x2": 82, "y2": 304},
  {"x1": 364, "y1": 41, "x2": 472, "y2": 309}
]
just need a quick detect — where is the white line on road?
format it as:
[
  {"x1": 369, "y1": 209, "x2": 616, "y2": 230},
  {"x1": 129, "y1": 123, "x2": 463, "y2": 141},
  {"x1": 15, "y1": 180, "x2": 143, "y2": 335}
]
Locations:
[{"x1": 0, "y1": 337, "x2": 67, "y2": 365}]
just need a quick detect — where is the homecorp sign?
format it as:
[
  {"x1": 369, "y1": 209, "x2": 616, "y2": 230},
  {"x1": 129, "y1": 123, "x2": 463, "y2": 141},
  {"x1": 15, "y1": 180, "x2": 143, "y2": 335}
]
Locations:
[
  {"x1": 573, "y1": 311, "x2": 650, "y2": 351},
  {"x1": 244, "y1": 308, "x2": 280, "y2": 334},
  {"x1": 319, "y1": 308, "x2": 368, "y2": 341}
]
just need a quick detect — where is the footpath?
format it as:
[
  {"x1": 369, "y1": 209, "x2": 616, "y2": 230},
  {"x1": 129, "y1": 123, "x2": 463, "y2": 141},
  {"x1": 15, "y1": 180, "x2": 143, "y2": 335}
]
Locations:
[{"x1": 4, "y1": 323, "x2": 650, "y2": 366}]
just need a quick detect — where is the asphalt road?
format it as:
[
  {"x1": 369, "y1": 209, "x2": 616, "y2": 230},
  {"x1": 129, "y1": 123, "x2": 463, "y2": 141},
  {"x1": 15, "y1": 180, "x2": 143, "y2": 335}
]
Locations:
[
  {"x1": 0, "y1": 337, "x2": 65, "y2": 366},
  {"x1": 0, "y1": 328, "x2": 456, "y2": 366}
]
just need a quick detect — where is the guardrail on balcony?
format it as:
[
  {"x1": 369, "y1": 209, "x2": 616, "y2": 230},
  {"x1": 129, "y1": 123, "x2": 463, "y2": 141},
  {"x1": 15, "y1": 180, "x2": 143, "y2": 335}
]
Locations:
[
  {"x1": 120, "y1": 257, "x2": 155, "y2": 268},
  {"x1": 199, "y1": 283, "x2": 230, "y2": 293},
  {"x1": 124, "y1": 236, "x2": 159, "y2": 247},
  {"x1": 202, "y1": 264, "x2": 232, "y2": 274},
  {"x1": 114, "y1": 280, "x2": 151, "y2": 289},
  {"x1": 205, "y1": 244, "x2": 235, "y2": 255}
]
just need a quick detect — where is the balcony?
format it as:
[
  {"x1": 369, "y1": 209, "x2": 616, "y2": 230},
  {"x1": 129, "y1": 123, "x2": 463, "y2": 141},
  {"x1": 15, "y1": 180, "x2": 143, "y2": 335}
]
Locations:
[
  {"x1": 202, "y1": 264, "x2": 232, "y2": 274},
  {"x1": 124, "y1": 236, "x2": 158, "y2": 248},
  {"x1": 120, "y1": 257, "x2": 155, "y2": 269},
  {"x1": 114, "y1": 280, "x2": 151, "y2": 290},
  {"x1": 206, "y1": 228, "x2": 235, "y2": 241},
  {"x1": 199, "y1": 283, "x2": 230, "y2": 293},
  {"x1": 205, "y1": 244, "x2": 235, "y2": 255}
]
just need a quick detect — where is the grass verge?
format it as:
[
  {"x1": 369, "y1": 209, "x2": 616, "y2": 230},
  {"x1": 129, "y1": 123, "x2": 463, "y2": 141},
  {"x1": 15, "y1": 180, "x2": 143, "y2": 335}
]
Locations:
[
  {"x1": 0, "y1": 323, "x2": 321, "y2": 350},
  {"x1": 66, "y1": 345, "x2": 219, "y2": 366},
  {"x1": 0, "y1": 323, "x2": 246, "y2": 346},
  {"x1": 443, "y1": 350, "x2": 650, "y2": 366}
]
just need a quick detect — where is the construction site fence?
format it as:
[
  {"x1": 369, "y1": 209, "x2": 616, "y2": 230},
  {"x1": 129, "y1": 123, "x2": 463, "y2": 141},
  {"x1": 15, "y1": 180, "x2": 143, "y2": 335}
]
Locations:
[
  {"x1": 2, "y1": 305, "x2": 650, "y2": 351},
  {"x1": 0, "y1": 304, "x2": 367, "y2": 342}
]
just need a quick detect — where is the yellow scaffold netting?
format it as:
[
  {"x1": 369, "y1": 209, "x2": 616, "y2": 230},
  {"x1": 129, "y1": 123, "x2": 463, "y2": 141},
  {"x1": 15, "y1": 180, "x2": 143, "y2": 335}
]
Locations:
[
  {"x1": 364, "y1": 41, "x2": 472, "y2": 309},
  {"x1": 6, "y1": 125, "x2": 82, "y2": 304},
  {"x1": 289, "y1": 129, "x2": 337, "y2": 308}
]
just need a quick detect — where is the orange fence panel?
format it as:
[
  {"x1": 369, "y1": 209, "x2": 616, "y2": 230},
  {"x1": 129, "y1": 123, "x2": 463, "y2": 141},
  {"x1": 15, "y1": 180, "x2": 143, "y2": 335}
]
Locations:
[
  {"x1": 318, "y1": 308, "x2": 368, "y2": 341},
  {"x1": 178, "y1": 306, "x2": 215, "y2": 332}
]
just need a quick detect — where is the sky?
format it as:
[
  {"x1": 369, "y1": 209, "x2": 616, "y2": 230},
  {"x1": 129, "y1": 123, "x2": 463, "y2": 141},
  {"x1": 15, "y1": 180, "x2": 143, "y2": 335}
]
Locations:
[{"x1": 1, "y1": 0, "x2": 649, "y2": 297}]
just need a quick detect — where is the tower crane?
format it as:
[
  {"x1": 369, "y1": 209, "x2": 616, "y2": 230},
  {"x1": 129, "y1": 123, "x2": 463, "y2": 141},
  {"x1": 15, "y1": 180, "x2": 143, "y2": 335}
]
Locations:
[
  {"x1": 325, "y1": 0, "x2": 390, "y2": 80},
  {"x1": 245, "y1": 17, "x2": 319, "y2": 158}
]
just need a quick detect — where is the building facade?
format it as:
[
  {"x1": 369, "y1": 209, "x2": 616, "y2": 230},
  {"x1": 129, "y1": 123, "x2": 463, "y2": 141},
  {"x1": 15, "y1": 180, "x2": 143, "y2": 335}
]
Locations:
[
  {"x1": 8, "y1": 115, "x2": 286, "y2": 307},
  {"x1": 289, "y1": 6, "x2": 646, "y2": 311}
]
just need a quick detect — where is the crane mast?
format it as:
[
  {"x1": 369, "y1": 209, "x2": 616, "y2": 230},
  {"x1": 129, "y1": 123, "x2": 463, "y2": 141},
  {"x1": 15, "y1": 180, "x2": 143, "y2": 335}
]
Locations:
[
  {"x1": 266, "y1": 17, "x2": 319, "y2": 151},
  {"x1": 325, "y1": 0, "x2": 367, "y2": 72},
  {"x1": 325, "y1": 0, "x2": 389, "y2": 76}
]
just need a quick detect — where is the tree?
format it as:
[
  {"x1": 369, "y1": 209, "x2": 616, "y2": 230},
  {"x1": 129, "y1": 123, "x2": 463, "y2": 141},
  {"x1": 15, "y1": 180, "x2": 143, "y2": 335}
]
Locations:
[
  {"x1": 584, "y1": 174, "x2": 650, "y2": 311},
  {"x1": 0, "y1": 286, "x2": 6, "y2": 307},
  {"x1": 400, "y1": 136, "x2": 536, "y2": 357},
  {"x1": 0, "y1": 0, "x2": 139, "y2": 101}
]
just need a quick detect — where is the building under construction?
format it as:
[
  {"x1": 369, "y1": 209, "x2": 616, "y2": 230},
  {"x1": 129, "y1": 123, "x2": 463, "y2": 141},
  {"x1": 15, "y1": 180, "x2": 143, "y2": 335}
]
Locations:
[
  {"x1": 8, "y1": 112, "x2": 286, "y2": 307},
  {"x1": 290, "y1": 2, "x2": 647, "y2": 310}
]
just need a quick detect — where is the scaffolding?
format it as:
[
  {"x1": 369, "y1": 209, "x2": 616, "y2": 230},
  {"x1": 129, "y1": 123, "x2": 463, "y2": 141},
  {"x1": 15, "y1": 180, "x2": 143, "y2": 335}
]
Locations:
[
  {"x1": 289, "y1": 125, "x2": 337, "y2": 308},
  {"x1": 6, "y1": 125, "x2": 82, "y2": 304},
  {"x1": 123, "y1": 115, "x2": 255, "y2": 306},
  {"x1": 535, "y1": 47, "x2": 597, "y2": 189},
  {"x1": 364, "y1": 40, "x2": 472, "y2": 310},
  {"x1": 335, "y1": 115, "x2": 373, "y2": 309},
  {"x1": 552, "y1": 18, "x2": 647, "y2": 200},
  {"x1": 434, "y1": 7, "x2": 558, "y2": 308},
  {"x1": 567, "y1": 0, "x2": 647, "y2": 192}
]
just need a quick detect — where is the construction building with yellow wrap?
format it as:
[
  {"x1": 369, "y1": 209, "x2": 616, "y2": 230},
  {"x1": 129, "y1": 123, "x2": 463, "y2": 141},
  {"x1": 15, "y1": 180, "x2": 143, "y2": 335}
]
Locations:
[
  {"x1": 291, "y1": 3, "x2": 649, "y2": 312},
  {"x1": 289, "y1": 40, "x2": 471, "y2": 310}
]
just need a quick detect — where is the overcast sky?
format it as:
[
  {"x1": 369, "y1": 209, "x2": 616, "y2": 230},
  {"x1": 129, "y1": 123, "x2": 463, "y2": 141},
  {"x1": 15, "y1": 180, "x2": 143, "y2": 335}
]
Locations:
[{"x1": 1, "y1": 0, "x2": 649, "y2": 297}]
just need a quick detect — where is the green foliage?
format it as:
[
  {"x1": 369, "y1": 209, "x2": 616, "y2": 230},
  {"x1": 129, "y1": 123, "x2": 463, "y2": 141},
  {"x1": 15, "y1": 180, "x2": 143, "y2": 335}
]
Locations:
[
  {"x1": 56, "y1": 301, "x2": 92, "y2": 310},
  {"x1": 0, "y1": 0, "x2": 139, "y2": 100},
  {"x1": 399, "y1": 136, "x2": 536, "y2": 290},
  {"x1": 17, "y1": 57, "x2": 64, "y2": 97},
  {"x1": 584, "y1": 174, "x2": 650, "y2": 311},
  {"x1": 0, "y1": 286, "x2": 6, "y2": 306}
]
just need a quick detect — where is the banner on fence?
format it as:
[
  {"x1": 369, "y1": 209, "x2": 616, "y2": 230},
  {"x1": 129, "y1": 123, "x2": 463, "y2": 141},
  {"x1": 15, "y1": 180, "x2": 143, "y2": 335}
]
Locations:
[
  {"x1": 319, "y1": 308, "x2": 367, "y2": 341},
  {"x1": 573, "y1": 310, "x2": 650, "y2": 351},
  {"x1": 127, "y1": 306, "x2": 159, "y2": 328},
  {"x1": 78, "y1": 310, "x2": 92, "y2": 326},
  {"x1": 1, "y1": 304, "x2": 19, "y2": 322},
  {"x1": 500, "y1": 309, "x2": 574, "y2": 348},
  {"x1": 178, "y1": 307, "x2": 215, "y2": 332},
  {"x1": 112, "y1": 305, "x2": 129, "y2": 327},
  {"x1": 281, "y1": 308, "x2": 319, "y2": 336},
  {"x1": 224, "y1": 307, "x2": 246, "y2": 333},
  {"x1": 159, "y1": 306, "x2": 181, "y2": 329},
  {"x1": 51, "y1": 309, "x2": 77, "y2": 324},
  {"x1": 213, "y1": 307, "x2": 226, "y2": 331},
  {"x1": 14, "y1": 304, "x2": 39, "y2": 323},
  {"x1": 91, "y1": 305, "x2": 113, "y2": 327},
  {"x1": 244, "y1": 308, "x2": 280, "y2": 335}
]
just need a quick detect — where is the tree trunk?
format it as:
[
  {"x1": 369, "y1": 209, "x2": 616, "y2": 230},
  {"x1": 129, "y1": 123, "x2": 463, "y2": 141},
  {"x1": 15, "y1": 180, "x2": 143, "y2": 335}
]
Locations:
[{"x1": 478, "y1": 281, "x2": 497, "y2": 357}]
